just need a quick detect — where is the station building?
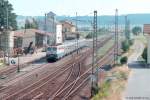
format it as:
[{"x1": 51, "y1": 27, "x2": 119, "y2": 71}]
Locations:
[
  {"x1": 14, "y1": 29, "x2": 52, "y2": 48},
  {"x1": 0, "y1": 29, "x2": 53, "y2": 57}
]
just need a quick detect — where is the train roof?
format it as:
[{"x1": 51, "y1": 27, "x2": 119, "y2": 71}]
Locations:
[{"x1": 48, "y1": 39, "x2": 86, "y2": 47}]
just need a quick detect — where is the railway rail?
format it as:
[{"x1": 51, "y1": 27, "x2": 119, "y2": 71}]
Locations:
[
  {"x1": 0, "y1": 35, "x2": 115, "y2": 100},
  {"x1": 3, "y1": 50, "x2": 90, "y2": 100},
  {"x1": 0, "y1": 35, "x2": 113, "y2": 77},
  {"x1": 51, "y1": 44, "x2": 116, "y2": 100}
]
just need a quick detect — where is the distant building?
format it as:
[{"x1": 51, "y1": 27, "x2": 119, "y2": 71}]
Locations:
[
  {"x1": 38, "y1": 11, "x2": 57, "y2": 33},
  {"x1": 37, "y1": 11, "x2": 57, "y2": 45},
  {"x1": 60, "y1": 20, "x2": 76, "y2": 33},
  {"x1": 60, "y1": 20, "x2": 77, "y2": 40},
  {"x1": 143, "y1": 24, "x2": 150, "y2": 64},
  {"x1": 56, "y1": 24, "x2": 63, "y2": 44}
]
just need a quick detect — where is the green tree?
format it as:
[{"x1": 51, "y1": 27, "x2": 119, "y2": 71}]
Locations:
[
  {"x1": 121, "y1": 40, "x2": 130, "y2": 52},
  {"x1": 25, "y1": 19, "x2": 31, "y2": 29},
  {"x1": 142, "y1": 47, "x2": 147, "y2": 62},
  {"x1": 98, "y1": 27, "x2": 109, "y2": 35},
  {"x1": 0, "y1": 0, "x2": 17, "y2": 31},
  {"x1": 32, "y1": 18, "x2": 38, "y2": 29},
  {"x1": 120, "y1": 56, "x2": 128, "y2": 64},
  {"x1": 25, "y1": 18, "x2": 38, "y2": 29},
  {"x1": 132, "y1": 26, "x2": 142, "y2": 35},
  {"x1": 85, "y1": 33, "x2": 92, "y2": 39}
]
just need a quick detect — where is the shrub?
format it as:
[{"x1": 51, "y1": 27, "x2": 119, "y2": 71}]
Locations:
[
  {"x1": 132, "y1": 26, "x2": 142, "y2": 35},
  {"x1": 121, "y1": 40, "x2": 130, "y2": 52},
  {"x1": 120, "y1": 56, "x2": 128, "y2": 64},
  {"x1": 142, "y1": 47, "x2": 147, "y2": 62},
  {"x1": 129, "y1": 39, "x2": 134, "y2": 46},
  {"x1": 85, "y1": 33, "x2": 92, "y2": 39}
]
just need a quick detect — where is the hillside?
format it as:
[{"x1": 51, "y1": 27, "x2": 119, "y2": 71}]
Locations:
[{"x1": 17, "y1": 13, "x2": 150, "y2": 28}]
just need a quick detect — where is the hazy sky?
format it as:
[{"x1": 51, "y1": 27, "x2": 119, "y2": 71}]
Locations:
[{"x1": 8, "y1": 0, "x2": 150, "y2": 16}]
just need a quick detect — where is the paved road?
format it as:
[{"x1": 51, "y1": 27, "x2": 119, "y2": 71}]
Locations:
[{"x1": 123, "y1": 40, "x2": 150, "y2": 100}]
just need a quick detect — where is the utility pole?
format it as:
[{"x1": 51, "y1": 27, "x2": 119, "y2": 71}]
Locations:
[
  {"x1": 14, "y1": 36, "x2": 20, "y2": 73},
  {"x1": 6, "y1": 1, "x2": 10, "y2": 65},
  {"x1": 17, "y1": 37, "x2": 20, "y2": 73},
  {"x1": 114, "y1": 9, "x2": 118, "y2": 65},
  {"x1": 44, "y1": 13, "x2": 47, "y2": 48},
  {"x1": 76, "y1": 12, "x2": 79, "y2": 54},
  {"x1": 3, "y1": 0, "x2": 10, "y2": 65},
  {"x1": 91, "y1": 10, "x2": 98, "y2": 97},
  {"x1": 125, "y1": 16, "x2": 130, "y2": 40},
  {"x1": 53, "y1": 14, "x2": 55, "y2": 45},
  {"x1": 6, "y1": 4, "x2": 8, "y2": 30}
]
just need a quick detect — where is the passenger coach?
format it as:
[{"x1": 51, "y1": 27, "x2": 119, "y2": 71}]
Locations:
[{"x1": 46, "y1": 39, "x2": 88, "y2": 62}]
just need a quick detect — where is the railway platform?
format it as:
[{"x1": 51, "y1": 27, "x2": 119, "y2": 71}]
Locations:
[{"x1": 0, "y1": 48, "x2": 46, "y2": 70}]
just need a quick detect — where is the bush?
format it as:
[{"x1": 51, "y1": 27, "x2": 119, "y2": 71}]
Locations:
[
  {"x1": 142, "y1": 47, "x2": 147, "y2": 62},
  {"x1": 121, "y1": 40, "x2": 130, "y2": 52},
  {"x1": 120, "y1": 56, "x2": 128, "y2": 64},
  {"x1": 129, "y1": 39, "x2": 134, "y2": 46},
  {"x1": 132, "y1": 26, "x2": 142, "y2": 35},
  {"x1": 85, "y1": 33, "x2": 92, "y2": 39}
]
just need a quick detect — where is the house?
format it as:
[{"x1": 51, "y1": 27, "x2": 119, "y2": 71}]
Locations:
[
  {"x1": 143, "y1": 24, "x2": 150, "y2": 64},
  {"x1": 60, "y1": 20, "x2": 77, "y2": 40}
]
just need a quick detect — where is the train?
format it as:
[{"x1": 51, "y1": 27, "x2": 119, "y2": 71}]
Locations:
[{"x1": 46, "y1": 39, "x2": 90, "y2": 62}]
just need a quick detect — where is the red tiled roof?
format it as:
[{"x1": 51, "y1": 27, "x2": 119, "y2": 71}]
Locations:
[
  {"x1": 14, "y1": 29, "x2": 53, "y2": 37},
  {"x1": 14, "y1": 31, "x2": 24, "y2": 37},
  {"x1": 60, "y1": 21, "x2": 75, "y2": 27}
]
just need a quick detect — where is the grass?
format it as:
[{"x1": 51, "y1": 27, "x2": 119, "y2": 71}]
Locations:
[
  {"x1": 0, "y1": 59, "x2": 6, "y2": 70},
  {"x1": 92, "y1": 66, "x2": 130, "y2": 100},
  {"x1": 97, "y1": 39, "x2": 114, "y2": 57},
  {"x1": 92, "y1": 35, "x2": 131, "y2": 100},
  {"x1": 134, "y1": 34, "x2": 147, "y2": 45},
  {"x1": 92, "y1": 80, "x2": 111, "y2": 100},
  {"x1": 0, "y1": 64, "x2": 5, "y2": 70}
]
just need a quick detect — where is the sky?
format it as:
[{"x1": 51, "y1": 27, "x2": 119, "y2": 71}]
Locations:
[{"x1": 8, "y1": 0, "x2": 150, "y2": 16}]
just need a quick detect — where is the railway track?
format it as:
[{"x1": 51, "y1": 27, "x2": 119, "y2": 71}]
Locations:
[
  {"x1": 0, "y1": 35, "x2": 113, "y2": 78},
  {"x1": 0, "y1": 57, "x2": 46, "y2": 77},
  {"x1": 59, "y1": 45, "x2": 116, "y2": 100},
  {"x1": 3, "y1": 50, "x2": 90, "y2": 100},
  {"x1": 51, "y1": 36, "x2": 118, "y2": 100},
  {"x1": 0, "y1": 35, "x2": 115, "y2": 100},
  {"x1": 0, "y1": 49, "x2": 89, "y2": 93},
  {"x1": 30, "y1": 43, "x2": 116, "y2": 100}
]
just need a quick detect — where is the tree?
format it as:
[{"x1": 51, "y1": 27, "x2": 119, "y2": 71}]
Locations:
[
  {"x1": 121, "y1": 40, "x2": 130, "y2": 52},
  {"x1": 98, "y1": 27, "x2": 109, "y2": 35},
  {"x1": 25, "y1": 19, "x2": 30, "y2": 29},
  {"x1": 120, "y1": 56, "x2": 128, "y2": 64},
  {"x1": 132, "y1": 26, "x2": 142, "y2": 35},
  {"x1": 142, "y1": 47, "x2": 147, "y2": 62},
  {"x1": 0, "y1": 0, "x2": 17, "y2": 31},
  {"x1": 25, "y1": 18, "x2": 38, "y2": 29},
  {"x1": 32, "y1": 18, "x2": 38, "y2": 29},
  {"x1": 85, "y1": 33, "x2": 92, "y2": 39}
]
